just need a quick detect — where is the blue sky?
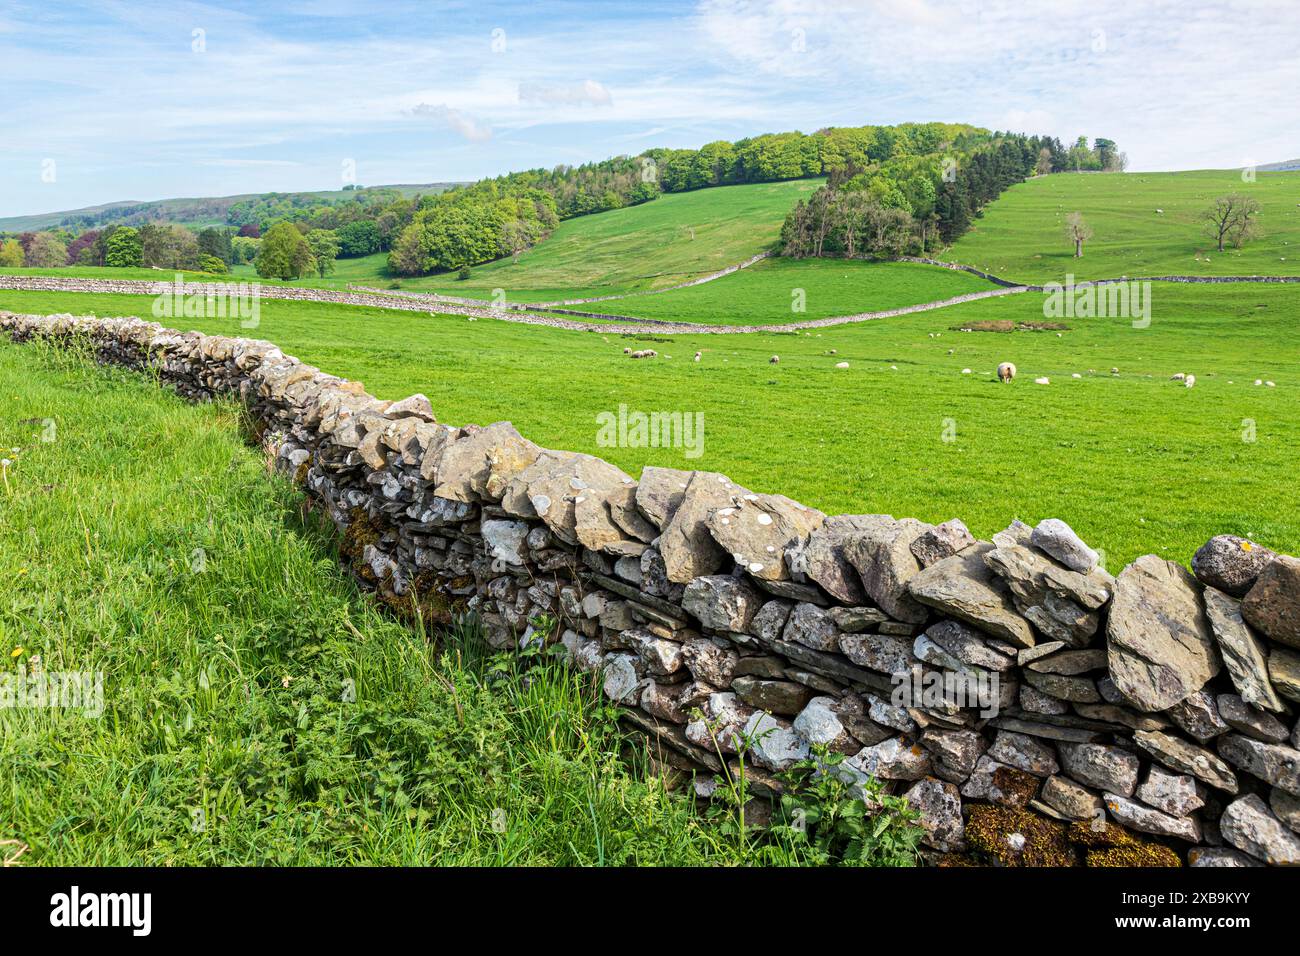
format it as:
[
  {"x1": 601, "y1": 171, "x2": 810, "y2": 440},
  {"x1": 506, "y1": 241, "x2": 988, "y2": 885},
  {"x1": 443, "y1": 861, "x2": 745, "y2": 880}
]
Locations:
[{"x1": 2, "y1": 0, "x2": 1296, "y2": 216}]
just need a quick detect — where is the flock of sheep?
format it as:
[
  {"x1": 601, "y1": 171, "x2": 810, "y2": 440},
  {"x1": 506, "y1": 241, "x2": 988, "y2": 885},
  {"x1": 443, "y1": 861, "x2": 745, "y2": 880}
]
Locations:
[{"x1": 624, "y1": 343, "x2": 1278, "y2": 390}]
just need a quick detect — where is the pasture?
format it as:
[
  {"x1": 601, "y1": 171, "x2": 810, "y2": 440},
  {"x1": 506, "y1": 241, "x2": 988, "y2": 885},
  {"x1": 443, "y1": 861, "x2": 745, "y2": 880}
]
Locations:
[
  {"x1": 575, "y1": 258, "x2": 993, "y2": 325},
  {"x1": 3, "y1": 272, "x2": 1295, "y2": 570},
  {"x1": 948, "y1": 169, "x2": 1300, "y2": 282}
]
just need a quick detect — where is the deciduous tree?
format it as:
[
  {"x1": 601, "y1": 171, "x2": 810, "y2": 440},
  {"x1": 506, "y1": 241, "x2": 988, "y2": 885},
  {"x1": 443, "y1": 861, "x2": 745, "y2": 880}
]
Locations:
[
  {"x1": 1200, "y1": 194, "x2": 1262, "y2": 252},
  {"x1": 305, "y1": 229, "x2": 341, "y2": 277},
  {"x1": 256, "y1": 222, "x2": 314, "y2": 279},
  {"x1": 105, "y1": 227, "x2": 143, "y2": 267},
  {"x1": 1065, "y1": 211, "x2": 1093, "y2": 257}
]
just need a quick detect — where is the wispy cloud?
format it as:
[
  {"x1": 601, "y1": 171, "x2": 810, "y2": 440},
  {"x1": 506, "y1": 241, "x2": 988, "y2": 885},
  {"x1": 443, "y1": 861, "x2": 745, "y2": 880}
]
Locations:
[
  {"x1": 518, "y1": 80, "x2": 613, "y2": 107},
  {"x1": 410, "y1": 103, "x2": 495, "y2": 143}
]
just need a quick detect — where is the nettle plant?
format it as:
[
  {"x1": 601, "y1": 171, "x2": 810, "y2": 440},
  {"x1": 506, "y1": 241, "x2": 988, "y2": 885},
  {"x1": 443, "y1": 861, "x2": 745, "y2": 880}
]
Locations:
[
  {"x1": 692, "y1": 712, "x2": 924, "y2": 866},
  {"x1": 775, "y1": 747, "x2": 924, "y2": 867}
]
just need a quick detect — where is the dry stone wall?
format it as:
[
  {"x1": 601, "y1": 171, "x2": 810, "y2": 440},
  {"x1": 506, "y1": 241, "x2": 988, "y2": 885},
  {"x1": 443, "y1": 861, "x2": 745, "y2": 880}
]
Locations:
[{"x1": 5, "y1": 309, "x2": 1300, "y2": 868}]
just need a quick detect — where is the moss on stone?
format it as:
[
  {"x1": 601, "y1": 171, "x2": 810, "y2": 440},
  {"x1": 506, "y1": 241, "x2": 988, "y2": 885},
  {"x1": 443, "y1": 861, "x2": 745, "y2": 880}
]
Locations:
[
  {"x1": 1066, "y1": 818, "x2": 1184, "y2": 866},
  {"x1": 935, "y1": 852, "x2": 981, "y2": 867},
  {"x1": 965, "y1": 804, "x2": 1077, "y2": 867},
  {"x1": 991, "y1": 765, "x2": 1040, "y2": 807},
  {"x1": 1086, "y1": 844, "x2": 1182, "y2": 867}
]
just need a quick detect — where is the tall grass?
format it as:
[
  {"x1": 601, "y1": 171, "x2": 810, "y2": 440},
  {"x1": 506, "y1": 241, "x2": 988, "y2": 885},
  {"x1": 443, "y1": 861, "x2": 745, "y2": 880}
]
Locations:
[{"x1": 0, "y1": 340, "x2": 916, "y2": 866}]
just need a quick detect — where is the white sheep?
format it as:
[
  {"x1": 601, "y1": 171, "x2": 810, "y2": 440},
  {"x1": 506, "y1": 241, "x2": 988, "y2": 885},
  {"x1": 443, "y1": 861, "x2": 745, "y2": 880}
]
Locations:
[
  {"x1": 1171, "y1": 372, "x2": 1186, "y2": 381},
  {"x1": 1035, "y1": 376, "x2": 1050, "y2": 385},
  {"x1": 1185, "y1": 374, "x2": 1196, "y2": 388},
  {"x1": 770, "y1": 355, "x2": 780, "y2": 364},
  {"x1": 997, "y1": 362, "x2": 1016, "y2": 383},
  {"x1": 694, "y1": 351, "x2": 701, "y2": 362}
]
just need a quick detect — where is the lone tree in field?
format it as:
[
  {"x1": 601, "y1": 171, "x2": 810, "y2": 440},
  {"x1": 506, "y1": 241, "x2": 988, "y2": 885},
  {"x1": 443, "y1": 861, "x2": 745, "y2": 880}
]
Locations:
[
  {"x1": 1200, "y1": 194, "x2": 1262, "y2": 252},
  {"x1": 1065, "y1": 211, "x2": 1092, "y2": 257}
]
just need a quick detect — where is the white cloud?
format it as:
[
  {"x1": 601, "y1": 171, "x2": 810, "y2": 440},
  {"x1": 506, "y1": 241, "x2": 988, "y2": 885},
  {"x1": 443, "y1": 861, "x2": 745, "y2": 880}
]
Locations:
[
  {"x1": 410, "y1": 103, "x2": 494, "y2": 143},
  {"x1": 518, "y1": 80, "x2": 613, "y2": 107}
]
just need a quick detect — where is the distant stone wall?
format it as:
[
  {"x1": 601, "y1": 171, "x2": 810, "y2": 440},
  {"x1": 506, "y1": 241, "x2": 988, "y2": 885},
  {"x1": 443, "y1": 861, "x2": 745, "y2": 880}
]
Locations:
[{"x1": 5, "y1": 309, "x2": 1300, "y2": 868}]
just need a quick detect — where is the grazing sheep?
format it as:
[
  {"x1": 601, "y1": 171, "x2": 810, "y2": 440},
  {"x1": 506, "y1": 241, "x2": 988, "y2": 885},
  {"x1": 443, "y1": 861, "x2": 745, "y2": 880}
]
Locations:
[
  {"x1": 694, "y1": 351, "x2": 701, "y2": 362},
  {"x1": 1266, "y1": 381, "x2": 1276, "y2": 387},
  {"x1": 835, "y1": 361, "x2": 849, "y2": 369},
  {"x1": 629, "y1": 349, "x2": 658, "y2": 359},
  {"x1": 770, "y1": 355, "x2": 780, "y2": 364},
  {"x1": 1111, "y1": 367, "x2": 1120, "y2": 375},
  {"x1": 1072, "y1": 373, "x2": 1082, "y2": 378},
  {"x1": 997, "y1": 362, "x2": 1016, "y2": 383},
  {"x1": 1185, "y1": 374, "x2": 1196, "y2": 388},
  {"x1": 1035, "y1": 377, "x2": 1050, "y2": 385},
  {"x1": 961, "y1": 368, "x2": 972, "y2": 374},
  {"x1": 623, "y1": 347, "x2": 632, "y2": 354},
  {"x1": 1171, "y1": 372, "x2": 1186, "y2": 381}
]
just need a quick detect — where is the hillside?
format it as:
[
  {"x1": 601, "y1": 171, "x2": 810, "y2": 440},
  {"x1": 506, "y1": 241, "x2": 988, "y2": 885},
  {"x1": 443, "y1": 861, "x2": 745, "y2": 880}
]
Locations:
[
  {"x1": 946, "y1": 169, "x2": 1300, "y2": 281},
  {"x1": 248, "y1": 178, "x2": 825, "y2": 299},
  {"x1": 0, "y1": 182, "x2": 462, "y2": 233}
]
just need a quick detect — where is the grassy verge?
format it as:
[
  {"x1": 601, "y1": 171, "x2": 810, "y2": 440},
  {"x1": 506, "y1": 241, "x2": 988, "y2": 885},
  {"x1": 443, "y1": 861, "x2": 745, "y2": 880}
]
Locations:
[{"x1": 0, "y1": 338, "x2": 924, "y2": 866}]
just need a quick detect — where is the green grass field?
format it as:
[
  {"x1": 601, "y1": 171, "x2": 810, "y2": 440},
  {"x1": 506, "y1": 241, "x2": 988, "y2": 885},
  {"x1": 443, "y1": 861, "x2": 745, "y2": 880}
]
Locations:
[
  {"x1": 576, "y1": 258, "x2": 993, "y2": 325},
  {"x1": 948, "y1": 169, "x2": 1300, "y2": 282},
  {"x1": 4, "y1": 276, "x2": 1294, "y2": 570},
  {"x1": 5, "y1": 340, "x2": 886, "y2": 865}
]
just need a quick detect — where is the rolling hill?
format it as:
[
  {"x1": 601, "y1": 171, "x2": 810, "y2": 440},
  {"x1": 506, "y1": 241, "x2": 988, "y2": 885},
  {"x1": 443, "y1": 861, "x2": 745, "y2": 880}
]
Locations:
[
  {"x1": 946, "y1": 169, "x2": 1300, "y2": 282},
  {"x1": 0, "y1": 182, "x2": 462, "y2": 233}
]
